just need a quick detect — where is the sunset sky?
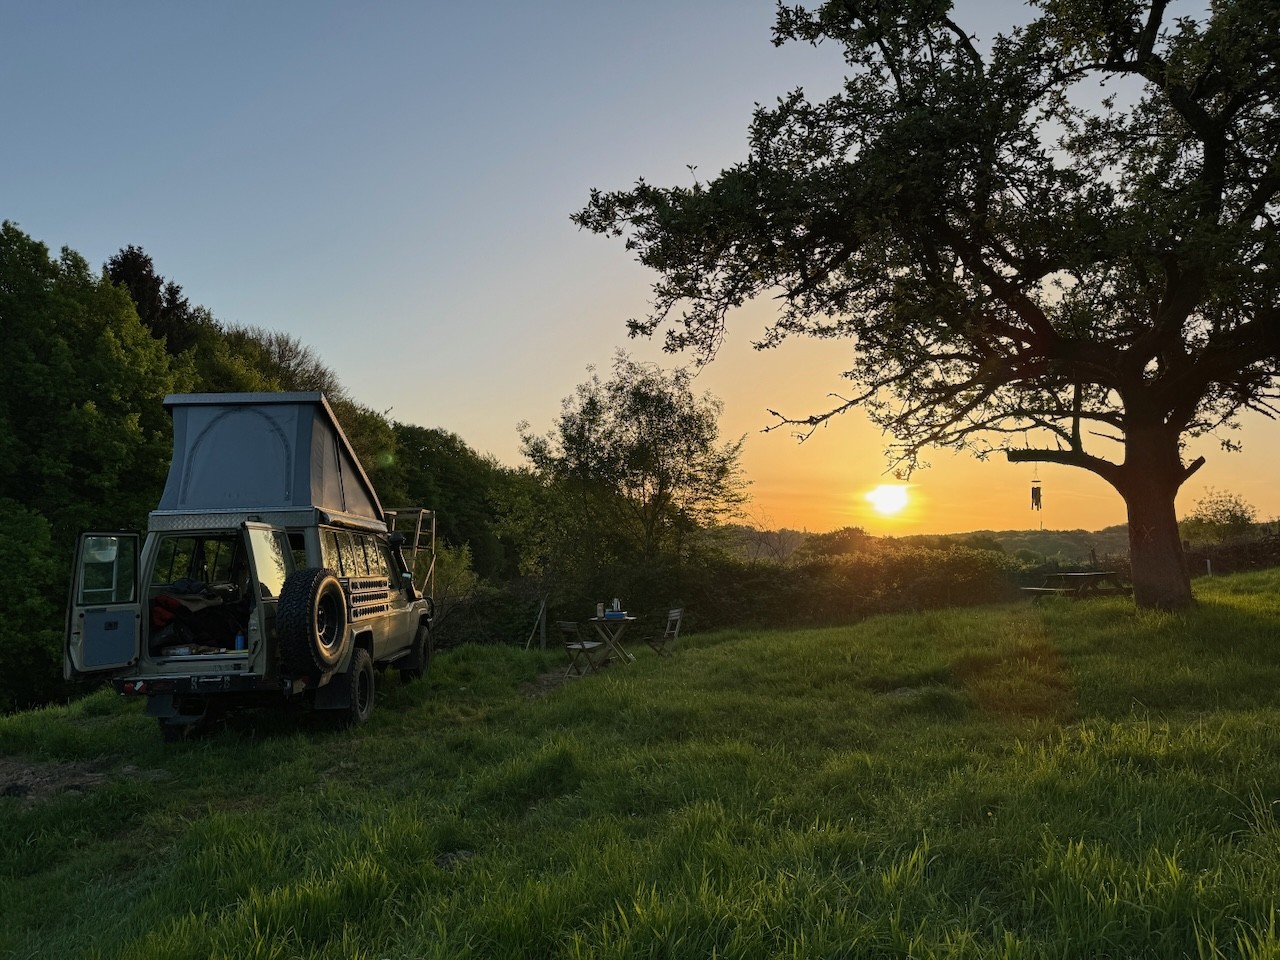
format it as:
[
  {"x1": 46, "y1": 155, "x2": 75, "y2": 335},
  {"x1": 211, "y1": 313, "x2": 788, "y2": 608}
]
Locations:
[{"x1": 6, "y1": 1, "x2": 1275, "y2": 535}]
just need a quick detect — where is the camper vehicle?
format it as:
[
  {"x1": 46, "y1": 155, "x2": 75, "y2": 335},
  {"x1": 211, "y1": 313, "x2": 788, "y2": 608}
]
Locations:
[{"x1": 64, "y1": 392, "x2": 435, "y2": 740}]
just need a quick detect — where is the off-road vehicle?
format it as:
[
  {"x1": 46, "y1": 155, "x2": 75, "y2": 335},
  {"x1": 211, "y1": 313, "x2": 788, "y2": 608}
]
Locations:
[{"x1": 64, "y1": 392, "x2": 435, "y2": 740}]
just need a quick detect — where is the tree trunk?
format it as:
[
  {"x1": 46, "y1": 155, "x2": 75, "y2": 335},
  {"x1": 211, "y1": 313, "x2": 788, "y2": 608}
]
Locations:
[
  {"x1": 1117, "y1": 428, "x2": 1193, "y2": 610},
  {"x1": 1123, "y1": 485, "x2": 1192, "y2": 609}
]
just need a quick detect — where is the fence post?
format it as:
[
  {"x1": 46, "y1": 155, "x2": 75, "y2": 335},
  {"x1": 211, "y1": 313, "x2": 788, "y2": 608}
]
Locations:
[{"x1": 524, "y1": 596, "x2": 548, "y2": 651}]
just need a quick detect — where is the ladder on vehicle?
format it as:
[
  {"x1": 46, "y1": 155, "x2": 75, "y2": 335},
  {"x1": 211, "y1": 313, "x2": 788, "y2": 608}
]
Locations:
[{"x1": 384, "y1": 508, "x2": 436, "y2": 600}]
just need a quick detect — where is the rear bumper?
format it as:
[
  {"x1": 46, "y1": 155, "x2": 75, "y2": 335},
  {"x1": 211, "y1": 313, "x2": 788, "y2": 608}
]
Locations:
[{"x1": 115, "y1": 673, "x2": 283, "y2": 697}]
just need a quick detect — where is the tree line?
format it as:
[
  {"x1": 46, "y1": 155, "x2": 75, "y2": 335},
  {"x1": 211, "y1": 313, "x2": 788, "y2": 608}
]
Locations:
[
  {"x1": 0, "y1": 223, "x2": 754, "y2": 710},
  {"x1": 3, "y1": 218, "x2": 1076, "y2": 714}
]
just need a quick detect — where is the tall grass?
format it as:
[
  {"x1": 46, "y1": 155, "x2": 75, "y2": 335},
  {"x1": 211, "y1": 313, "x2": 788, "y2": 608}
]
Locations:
[{"x1": 3, "y1": 571, "x2": 1280, "y2": 958}]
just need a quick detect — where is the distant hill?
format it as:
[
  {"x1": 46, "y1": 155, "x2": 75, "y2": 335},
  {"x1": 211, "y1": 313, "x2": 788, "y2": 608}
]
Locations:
[
  {"x1": 900, "y1": 526, "x2": 1131, "y2": 562},
  {"x1": 723, "y1": 523, "x2": 1132, "y2": 563}
]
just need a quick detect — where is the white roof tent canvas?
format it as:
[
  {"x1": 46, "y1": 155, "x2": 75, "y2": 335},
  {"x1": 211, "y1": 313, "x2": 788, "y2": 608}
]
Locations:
[{"x1": 153, "y1": 392, "x2": 386, "y2": 531}]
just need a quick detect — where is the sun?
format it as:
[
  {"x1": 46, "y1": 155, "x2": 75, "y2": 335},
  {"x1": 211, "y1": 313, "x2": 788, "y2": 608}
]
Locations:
[{"x1": 866, "y1": 484, "x2": 909, "y2": 516}]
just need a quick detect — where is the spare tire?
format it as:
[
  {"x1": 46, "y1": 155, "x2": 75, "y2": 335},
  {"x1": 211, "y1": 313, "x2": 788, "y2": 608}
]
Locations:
[{"x1": 278, "y1": 568, "x2": 349, "y2": 674}]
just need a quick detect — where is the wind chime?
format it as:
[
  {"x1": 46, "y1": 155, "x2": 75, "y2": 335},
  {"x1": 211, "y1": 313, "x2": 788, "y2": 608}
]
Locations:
[{"x1": 1030, "y1": 466, "x2": 1043, "y2": 528}]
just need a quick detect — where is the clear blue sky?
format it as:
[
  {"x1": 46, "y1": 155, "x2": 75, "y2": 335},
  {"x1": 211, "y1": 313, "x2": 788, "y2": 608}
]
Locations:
[{"x1": 6, "y1": 1, "x2": 1274, "y2": 533}]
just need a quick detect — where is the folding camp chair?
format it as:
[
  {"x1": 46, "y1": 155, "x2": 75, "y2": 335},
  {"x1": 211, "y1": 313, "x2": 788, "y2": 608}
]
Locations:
[
  {"x1": 640, "y1": 608, "x2": 683, "y2": 657},
  {"x1": 556, "y1": 621, "x2": 608, "y2": 677}
]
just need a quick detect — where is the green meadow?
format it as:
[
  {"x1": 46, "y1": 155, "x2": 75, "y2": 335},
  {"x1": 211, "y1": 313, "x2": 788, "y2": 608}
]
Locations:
[{"x1": 4, "y1": 571, "x2": 1280, "y2": 959}]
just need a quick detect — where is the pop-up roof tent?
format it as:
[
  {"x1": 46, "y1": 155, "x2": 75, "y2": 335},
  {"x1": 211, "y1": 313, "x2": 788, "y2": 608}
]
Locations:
[{"x1": 152, "y1": 392, "x2": 385, "y2": 530}]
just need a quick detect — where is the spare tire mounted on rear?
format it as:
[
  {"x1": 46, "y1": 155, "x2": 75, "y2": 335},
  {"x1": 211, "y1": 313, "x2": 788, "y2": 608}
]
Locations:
[{"x1": 279, "y1": 567, "x2": 349, "y2": 673}]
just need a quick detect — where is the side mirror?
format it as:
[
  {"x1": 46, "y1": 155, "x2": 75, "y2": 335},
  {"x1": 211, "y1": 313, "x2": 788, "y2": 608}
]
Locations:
[{"x1": 401, "y1": 571, "x2": 420, "y2": 600}]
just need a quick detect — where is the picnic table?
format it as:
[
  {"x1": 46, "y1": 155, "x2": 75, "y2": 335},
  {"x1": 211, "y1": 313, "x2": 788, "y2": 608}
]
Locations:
[
  {"x1": 588, "y1": 615, "x2": 637, "y2": 663},
  {"x1": 1022, "y1": 571, "x2": 1132, "y2": 601}
]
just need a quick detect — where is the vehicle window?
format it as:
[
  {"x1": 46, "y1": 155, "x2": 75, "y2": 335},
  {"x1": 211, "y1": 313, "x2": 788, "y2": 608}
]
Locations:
[
  {"x1": 78, "y1": 536, "x2": 138, "y2": 604},
  {"x1": 151, "y1": 536, "x2": 239, "y2": 586},
  {"x1": 151, "y1": 537, "x2": 192, "y2": 585},
  {"x1": 321, "y1": 529, "x2": 340, "y2": 573},
  {"x1": 349, "y1": 537, "x2": 366, "y2": 577},
  {"x1": 376, "y1": 542, "x2": 397, "y2": 582},
  {"x1": 286, "y1": 531, "x2": 307, "y2": 571},
  {"x1": 347, "y1": 533, "x2": 367, "y2": 576},
  {"x1": 357, "y1": 536, "x2": 381, "y2": 578},
  {"x1": 205, "y1": 539, "x2": 236, "y2": 582},
  {"x1": 246, "y1": 527, "x2": 290, "y2": 599},
  {"x1": 321, "y1": 529, "x2": 357, "y2": 577}
]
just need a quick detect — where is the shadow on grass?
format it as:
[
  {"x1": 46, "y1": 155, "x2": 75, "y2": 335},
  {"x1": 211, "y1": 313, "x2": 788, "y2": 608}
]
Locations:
[{"x1": 1036, "y1": 571, "x2": 1280, "y2": 718}]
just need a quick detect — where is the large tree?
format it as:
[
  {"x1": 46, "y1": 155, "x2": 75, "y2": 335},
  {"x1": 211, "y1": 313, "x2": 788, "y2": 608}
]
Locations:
[
  {"x1": 517, "y1": 353, "x2": 747, "y2": 577},
  {"x1": 105, "y1": 245, "x2": 215, "y2": 356},
  {"x1": 574, "y1": 0, "x2": 1280, "y2": 609},
  {"x1": 105, "y1": 245, "x2": 284, "y2": 393}
]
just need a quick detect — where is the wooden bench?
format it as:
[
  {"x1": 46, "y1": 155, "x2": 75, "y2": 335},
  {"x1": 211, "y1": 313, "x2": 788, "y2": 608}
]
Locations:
[{"x1": 1023, "y1": 572, "x2": 1131, "y2": 601}]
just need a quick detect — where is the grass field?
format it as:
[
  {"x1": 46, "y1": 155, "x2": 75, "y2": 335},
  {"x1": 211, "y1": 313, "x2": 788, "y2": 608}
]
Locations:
[{"x1": 3, "y1": 571, "x2": 1280, "y2": 959}]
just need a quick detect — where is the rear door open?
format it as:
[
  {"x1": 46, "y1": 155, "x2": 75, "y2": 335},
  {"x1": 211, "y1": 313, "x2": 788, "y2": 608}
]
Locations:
[
  {"x1": 65, "y1": 532, "x2": 142, "y2": 679},
  {"x1": 242, "y1": 522, "x2": 293, "y2": 652}
]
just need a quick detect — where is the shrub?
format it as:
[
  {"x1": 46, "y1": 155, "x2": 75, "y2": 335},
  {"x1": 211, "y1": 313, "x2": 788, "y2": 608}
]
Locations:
[
  {"x1": 518, "y1": 540, "x2": 1026, "y2": 636},
  {"x1": 1180, "y1": 488, "x2": 1258, "y2": 545}
]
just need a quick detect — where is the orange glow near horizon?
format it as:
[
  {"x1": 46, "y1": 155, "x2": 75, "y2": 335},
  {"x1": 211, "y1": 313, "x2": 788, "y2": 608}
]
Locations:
[{"x1": 586, "y1": 310, "x2": 1280, "y2": 537}]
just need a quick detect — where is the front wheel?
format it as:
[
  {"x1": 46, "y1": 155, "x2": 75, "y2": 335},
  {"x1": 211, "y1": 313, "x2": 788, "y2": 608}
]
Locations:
[
  {"x1": 400, "y1": 622, "x2": 433, "y2": 684},
  {"x1": 343, "y1": 647, "x2": 375, "y2": 726}
]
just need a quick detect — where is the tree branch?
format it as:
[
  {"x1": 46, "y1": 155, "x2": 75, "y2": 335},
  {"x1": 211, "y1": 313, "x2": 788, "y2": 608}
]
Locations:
[{"x1": 1006, "y1": 447, "x2": 1122, "y2": 487}]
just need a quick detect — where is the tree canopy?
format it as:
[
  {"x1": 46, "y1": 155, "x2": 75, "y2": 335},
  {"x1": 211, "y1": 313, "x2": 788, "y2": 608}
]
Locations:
[
  {"x1": 392, "y1": 423, "x2": 515, "y2": 580},
  {"x1": 575, "y1": 0, "x2": 1280, "y2": 608},
  {"x1": 1, "y1": 223, "x2": 182, "y2": 541},
  {"x1": 106, "y1": 245, "x2": 215, "y2": 357},
  {"x1": 516, "y1": 354, "x2": 747, "y2": 588}
]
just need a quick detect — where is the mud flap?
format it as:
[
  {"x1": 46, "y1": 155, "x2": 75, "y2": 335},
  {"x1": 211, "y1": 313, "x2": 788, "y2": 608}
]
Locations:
[
  {"x1": 144, "y1": 694, "x2": 179, "y2": 718},
  {"x1": 146, "y1": 694, "x2": 209, "y2": 733},
  {"x1": 313, "y1": 675, "x2": 352, "y2": 711}
]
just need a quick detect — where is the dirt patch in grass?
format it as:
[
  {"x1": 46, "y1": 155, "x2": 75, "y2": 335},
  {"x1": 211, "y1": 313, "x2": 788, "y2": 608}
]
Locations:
[
  {"x1": 520, "y1": 655, "x2": 634, "y2": 697},
  {"x1": 0, "y1": 757, "x2": 167, "y2": 807},
  {"x1": 520, "y1": 668, "x2": 586, "y2": 698}
]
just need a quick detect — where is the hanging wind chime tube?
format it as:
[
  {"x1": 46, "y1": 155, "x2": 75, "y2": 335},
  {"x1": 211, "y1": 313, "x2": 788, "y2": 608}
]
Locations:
[{"x1": 1030, "y1": 471, "x2": 1042, "y2": 511}]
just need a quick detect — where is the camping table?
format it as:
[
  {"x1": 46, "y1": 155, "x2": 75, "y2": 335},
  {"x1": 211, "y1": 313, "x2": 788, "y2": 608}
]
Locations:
[
  {"x1": 588, "y1": 616, "x2": 636, "y2": 663},
  {"x1": 1022, "y1": 571, "x2": 1131, "y2": 601}
]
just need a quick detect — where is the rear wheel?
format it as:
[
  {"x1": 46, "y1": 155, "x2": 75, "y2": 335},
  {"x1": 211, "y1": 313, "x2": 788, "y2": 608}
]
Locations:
[{"x1": 279, "y1": 568, "x2": 349, "y2": 674}]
